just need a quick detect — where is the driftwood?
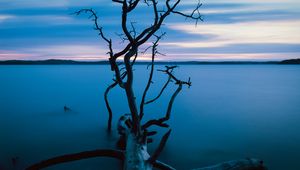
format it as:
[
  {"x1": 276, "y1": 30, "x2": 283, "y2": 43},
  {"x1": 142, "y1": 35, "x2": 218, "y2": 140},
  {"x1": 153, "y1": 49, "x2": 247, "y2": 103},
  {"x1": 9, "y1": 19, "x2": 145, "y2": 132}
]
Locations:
[
  {"x1": 26, "y1": 117, "x2": 265, "y2": 170},
  {"x1": 26, "y1": 117, "x2": 266, "y2": 170},
  {"x1": 26, "y1": 0, "x2": 268, "y2": 169}
]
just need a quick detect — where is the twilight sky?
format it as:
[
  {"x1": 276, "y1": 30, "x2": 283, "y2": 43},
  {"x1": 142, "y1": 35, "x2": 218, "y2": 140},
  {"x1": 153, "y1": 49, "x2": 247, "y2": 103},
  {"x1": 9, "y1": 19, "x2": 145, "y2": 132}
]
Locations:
[{"x1": 0, "y1": 0, "x2": 300, "y2": 61}]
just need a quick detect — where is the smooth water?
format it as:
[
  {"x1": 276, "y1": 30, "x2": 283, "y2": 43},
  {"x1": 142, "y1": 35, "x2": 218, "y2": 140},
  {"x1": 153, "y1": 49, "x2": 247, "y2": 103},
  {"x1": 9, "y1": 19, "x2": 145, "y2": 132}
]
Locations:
[{"x1": 0, "y1": 65, "x2": 299, "y2": 170}]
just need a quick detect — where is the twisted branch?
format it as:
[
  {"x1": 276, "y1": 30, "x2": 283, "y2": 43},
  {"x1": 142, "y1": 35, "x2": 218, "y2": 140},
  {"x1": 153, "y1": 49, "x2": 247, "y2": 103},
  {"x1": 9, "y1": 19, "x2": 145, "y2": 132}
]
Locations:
[
  {"x1": 140, "y1": 33, "x2": 165, "y2": 120},
  {"x1": 171, "y1": 0, "x2": 203, "y2": 25},
  {"x1": 104, "y1": 52, "x2": 137, "y2": 131},
  {"x1": 73, "y1": 9, "x2": 113, "y2": 56},
  {"x1": 142, "y1": 66, "x2": 191, "y2": 130}
]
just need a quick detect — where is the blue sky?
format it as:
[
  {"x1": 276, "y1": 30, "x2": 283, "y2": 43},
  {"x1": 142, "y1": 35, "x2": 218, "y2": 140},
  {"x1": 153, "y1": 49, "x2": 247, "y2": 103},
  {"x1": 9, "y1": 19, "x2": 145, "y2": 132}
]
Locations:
[{"x1": 0, "y1": 0, "x2": 300, "y2": 61}]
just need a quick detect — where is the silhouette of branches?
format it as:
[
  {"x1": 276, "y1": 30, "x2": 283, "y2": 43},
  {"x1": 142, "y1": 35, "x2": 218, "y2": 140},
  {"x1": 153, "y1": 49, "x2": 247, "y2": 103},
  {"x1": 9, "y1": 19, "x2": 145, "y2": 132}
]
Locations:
[
  {"x1": 142, "y1": 66, "x2": 191, "y2": 130},
  {"x1": 26, "y1": 149, "x2": 124, "y2": 170},
  {"x1": 73, "y1": 9, "x2": 113, "y2": 56},
  {"x1": 145, "y1": 76, "x2": 171, "y2": 105},
  {"x1": 148, "y1": 129, "x2": 171, "y2": 163},
  {"x1": 171, "y1": 0, "x2": 203, "y2": 25},
  {"x1": 104, "y1": 52, "x2": 137, "y2": 131},
  {"x1": 140, "y1": 33, "x2": 166, "y2": 120},
  {"x1": 26, "y1": 148, "x2": 175, "y2": 170},
  {"x1": 50, "y1": 0, "x2": 201, "y2": 169}
]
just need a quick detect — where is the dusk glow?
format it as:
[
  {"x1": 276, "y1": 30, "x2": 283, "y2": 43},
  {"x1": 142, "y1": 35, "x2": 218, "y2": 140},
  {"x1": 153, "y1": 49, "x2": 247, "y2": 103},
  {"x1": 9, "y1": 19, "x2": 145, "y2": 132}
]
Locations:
[{"x1": 0, "y1": 0, "x2": 299, "y2": 61}]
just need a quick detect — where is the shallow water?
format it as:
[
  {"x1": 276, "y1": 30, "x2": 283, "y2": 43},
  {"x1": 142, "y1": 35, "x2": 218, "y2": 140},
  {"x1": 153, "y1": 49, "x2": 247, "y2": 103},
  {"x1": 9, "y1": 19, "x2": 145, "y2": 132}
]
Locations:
[{"x1": 0, "y1": 65, "x2": 300, "y2": 170}]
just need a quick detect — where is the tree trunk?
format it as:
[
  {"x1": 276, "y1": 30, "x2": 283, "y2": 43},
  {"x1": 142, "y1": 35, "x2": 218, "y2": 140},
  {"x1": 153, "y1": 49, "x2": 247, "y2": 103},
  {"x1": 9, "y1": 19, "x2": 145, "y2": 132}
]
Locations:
[
  {"x1": 118, "y1": 115, "x2": 266, "y2": 170},
  {"x1": 118, "y1": 114, "x2": 152, "y2": 170},
  {"x1": 124, "y1": 132, "x2": 152, "y2": 170}
]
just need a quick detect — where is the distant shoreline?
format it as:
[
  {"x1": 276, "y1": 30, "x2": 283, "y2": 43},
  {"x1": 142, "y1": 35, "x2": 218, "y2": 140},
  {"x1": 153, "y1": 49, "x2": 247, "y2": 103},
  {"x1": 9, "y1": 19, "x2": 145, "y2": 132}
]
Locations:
[{"x1": 0, "y1": 59, "x2": 299, "y2": 65}]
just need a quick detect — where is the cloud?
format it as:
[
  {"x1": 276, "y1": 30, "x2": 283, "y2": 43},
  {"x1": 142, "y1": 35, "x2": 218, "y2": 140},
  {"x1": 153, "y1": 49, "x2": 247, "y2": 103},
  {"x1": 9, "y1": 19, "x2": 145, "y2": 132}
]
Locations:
[
  {"x1": 187, "y1": 4, "x2": 297, "y2": 15},
  {"x1": 0, "y1": 50, "x2": 38, "y2": 60},
  {"x1": 182, "y1": 0, "x2": 300, "y2": 5},
  {"x1": 23, "y1": 15, "x2": 76, "y2": 25},
  {"x1": 28, "y1": 44, "x2": 109, "y2": 60},
  {"x1": 0, "y1": 0, "x2": 111, "y2": 9},
  {"x1": 178, "y1": 0, "x2": 300, "y2": 24},
  {"x1": 0, "y1": 15, "x2": 15, "y2": 22},
  {"x1": 165, "y1": 20, "x2": 300, "y2": 48},
  {"x1": 0, "y1": 45, "x2": 109, "y2": 61},
  {"x1": 139, "y1": 52, "x2": 300, "y2": 61},
  {"x1": 1, "y1": 0, "x2": 299, "y2": 61},
  {"x1": 0, "y1": 14, "x2": 89, "y2": 26},
  {"x1": 206, "y1": 0, "x2": 300, "y2": 4}
]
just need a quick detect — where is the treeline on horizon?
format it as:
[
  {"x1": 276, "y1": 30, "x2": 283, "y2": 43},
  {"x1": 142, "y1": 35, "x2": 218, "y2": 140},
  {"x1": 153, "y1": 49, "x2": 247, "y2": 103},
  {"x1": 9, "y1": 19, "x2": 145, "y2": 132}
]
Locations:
[{"x1": 0, "y1": 58, "x2": 299, "y2": 65}]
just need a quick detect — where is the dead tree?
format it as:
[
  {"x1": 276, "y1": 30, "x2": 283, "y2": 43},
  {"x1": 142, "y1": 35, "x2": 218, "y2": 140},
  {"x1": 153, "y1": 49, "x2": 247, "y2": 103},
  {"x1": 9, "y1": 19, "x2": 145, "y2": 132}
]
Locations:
[{"x1": 26, "y1": 0, "x2": 267, "y2": 170}]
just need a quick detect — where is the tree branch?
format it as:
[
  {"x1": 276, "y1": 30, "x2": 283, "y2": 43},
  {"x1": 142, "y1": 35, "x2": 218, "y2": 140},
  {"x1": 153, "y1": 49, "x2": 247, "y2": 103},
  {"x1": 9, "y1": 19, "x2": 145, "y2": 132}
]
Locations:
[
  {"x1": 113, "y1": 0, "x2": 203, "y2": 60},
  {"x1": 73, "y1": 9, "x2": 113, "y2": 56},
  {"x1": 171, "y1": 0, "x2": 203, "y2": 25},
  {"x1": 110, "y1": 58, "x2": 126, "y2": 88},
  {"x1": 145, "y1": 75, "x2": 171, "y2": 105},
  {"x1": 104, "y1": 74, "x2": 128, "y2": 131},
  {"x1": 148, "y1": 129, "x2": 171, "y2": 163},
  {"x1": 142, "y1": 66, "x2": 191, "y2": 130},
  {"x1": 153, "y1": 160, "x2": 176, "y2": 170},
  {"x1": 104, "y1": 52, "x2": 140, "y2": 131},
  {"x1": 73, "y1": 9, "x2": 126, "y2": 88},
  {"x1": 121, "y1": 1, "x2": 134, "y2": 43},
  {"x1": 128, "y1": 0, "x2": 141, "y2": 12},
  {"x1": 139, "y1": 33, "x2": 165, "y2": 120},
  {"x1": 123, "y1": 49, "x2": 140, "y2": 135},
  {"x1": 104, "y1": 81, "x2": 118, "y2": 131},
  {"x1": 26, "y1": 149, "x2": 124, "y2": 170},
  {"x1": 112, "y1": 0, "x2": 123, "y2": 4}
]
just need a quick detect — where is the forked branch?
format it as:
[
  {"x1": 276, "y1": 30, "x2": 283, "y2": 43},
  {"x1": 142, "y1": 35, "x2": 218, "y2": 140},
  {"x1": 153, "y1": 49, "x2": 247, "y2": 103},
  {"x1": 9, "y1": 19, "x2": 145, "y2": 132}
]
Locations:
[
  {"x1": 140, "y1": 33, "x2": 166, "y2": 120},
  {"x1": 73, "y1": 9, "x2": 113, "y2": 56},
  {"x1": 142, "y1": 66, "x2": 191, "y2": 130},
  {"x1": 171, "y1": 0, "x2": 203, "y2": 25},
  {"x1": 104, "y1": 52, "x2": 137, "y2": 131}
]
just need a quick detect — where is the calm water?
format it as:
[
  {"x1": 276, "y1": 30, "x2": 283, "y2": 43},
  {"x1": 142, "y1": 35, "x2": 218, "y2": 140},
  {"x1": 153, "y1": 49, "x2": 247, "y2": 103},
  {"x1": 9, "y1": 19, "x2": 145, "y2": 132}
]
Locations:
[{"x1": 0, "y1": 65, "x2": 300, "y2": 170}]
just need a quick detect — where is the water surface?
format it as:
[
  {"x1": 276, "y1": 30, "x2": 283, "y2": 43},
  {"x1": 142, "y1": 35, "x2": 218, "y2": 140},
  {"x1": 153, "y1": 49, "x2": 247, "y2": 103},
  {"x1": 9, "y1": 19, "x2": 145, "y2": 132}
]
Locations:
[{"x1": 0, "y1": 65, "x2": 299, "y2": 170}]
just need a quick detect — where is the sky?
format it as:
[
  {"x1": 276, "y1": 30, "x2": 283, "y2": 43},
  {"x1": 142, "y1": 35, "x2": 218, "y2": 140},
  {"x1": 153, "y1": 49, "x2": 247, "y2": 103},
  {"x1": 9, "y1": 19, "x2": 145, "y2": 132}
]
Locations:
[{"x1": 0, "y1": 0, "x2": 300, "y2": 61}]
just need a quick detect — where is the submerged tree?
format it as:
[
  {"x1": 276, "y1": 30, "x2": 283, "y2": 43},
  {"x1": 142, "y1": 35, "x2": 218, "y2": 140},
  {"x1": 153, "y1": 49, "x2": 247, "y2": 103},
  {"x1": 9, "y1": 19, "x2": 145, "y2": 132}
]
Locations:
[{"x1": 27, "y1": 0, "x2": 266, "y2": 170}]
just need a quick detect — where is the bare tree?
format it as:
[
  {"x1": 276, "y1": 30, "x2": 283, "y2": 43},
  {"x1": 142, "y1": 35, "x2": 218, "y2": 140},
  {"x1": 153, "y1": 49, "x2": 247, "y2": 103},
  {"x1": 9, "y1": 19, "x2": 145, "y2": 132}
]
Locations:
[{"x1": 26, "y1": 0, "x2": 266, "y2": 170}]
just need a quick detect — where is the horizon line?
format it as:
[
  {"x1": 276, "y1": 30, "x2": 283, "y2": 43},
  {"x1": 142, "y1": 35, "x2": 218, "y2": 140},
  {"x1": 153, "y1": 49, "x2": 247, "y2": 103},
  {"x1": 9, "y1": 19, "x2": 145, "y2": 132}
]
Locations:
[{"x1": 0, "y1": 58, "x2": 299, "y2": 65}]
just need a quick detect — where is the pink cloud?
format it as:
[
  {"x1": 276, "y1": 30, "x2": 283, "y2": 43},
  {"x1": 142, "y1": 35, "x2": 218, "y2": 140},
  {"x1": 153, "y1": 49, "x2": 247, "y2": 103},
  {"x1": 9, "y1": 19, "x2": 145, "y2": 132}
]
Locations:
[{"x1": 0, "y1": 50, "x2": 38, "y2": 60}]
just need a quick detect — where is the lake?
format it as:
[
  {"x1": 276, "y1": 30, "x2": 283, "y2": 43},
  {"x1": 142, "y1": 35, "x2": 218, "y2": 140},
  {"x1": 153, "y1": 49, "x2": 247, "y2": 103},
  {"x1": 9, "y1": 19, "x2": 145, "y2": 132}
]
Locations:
[{"x1": 0, "y1": 65, "x2": 300, "y2": 170}]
